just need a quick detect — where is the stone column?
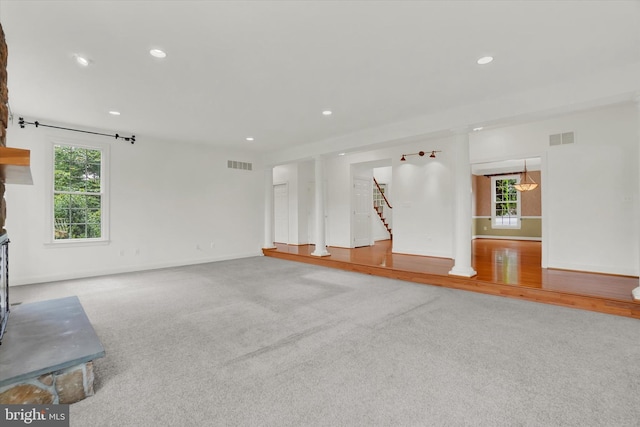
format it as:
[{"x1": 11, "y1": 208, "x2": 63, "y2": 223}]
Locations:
[
  {"x1": 449, "y1": 129, "x2": 477, "y2": 277},
  {"x1": 311, "y1": 156, "x2": 330, "y2": 256},
  {"x1": 633, "y1": 96, "x2": 640, "y2": 301},
  {"x1": 263, "y1": 166, "x2": 276, "y2": 249},
  {"x1": 0, "y1": 23, "x2": 8, "y2": 235}
]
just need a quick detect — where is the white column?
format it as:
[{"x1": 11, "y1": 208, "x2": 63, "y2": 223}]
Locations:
[
  {"x1": 263, "y1": 166, "x2": 276, "y2": 249},
  {"x1": 311, "y1": 156, "x2": 330, "y2": 257},
  {"x1": 633, "y1": 96, "x2": 640, "y2": 300},
  {"x1": 449, "y1": 129, "x2": 477, "y2": 277}
]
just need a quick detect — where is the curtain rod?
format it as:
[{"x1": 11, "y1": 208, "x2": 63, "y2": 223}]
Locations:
[{"x1": 18, "y1": 117, "x2": 135, "y2": 144}]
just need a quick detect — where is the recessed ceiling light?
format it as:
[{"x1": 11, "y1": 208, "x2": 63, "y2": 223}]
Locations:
[
  {"x1": 149, "y1": 49, "x2": 167, "y2": 58},
  {"x1": 473, "y1": 127, "x2": 483, "y2": 131},
  {"x1": 477, "y1": 56, "x2": 493, "y2": 65},
  {"x1": 109, "y1": 111, "x2": 121, "y2": 116},
  {"x1": 246, "y1": 137, "x2": 254, "y2": 141},
  {"x1": 75, "y1": 55, "x2": 90, "y2": 67},
  {"x1": 322, "y1": 110, "x2": 332, "y2": 116}
]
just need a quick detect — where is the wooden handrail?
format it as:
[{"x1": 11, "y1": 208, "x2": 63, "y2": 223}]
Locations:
[{"x1": 373, "y1": 177, "x2": 392, "y2": 209}]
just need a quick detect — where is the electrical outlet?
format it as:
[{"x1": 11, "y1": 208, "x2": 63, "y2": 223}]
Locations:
[{"x1": 210, "y1": 242, "x2": 215, "y2": 248}]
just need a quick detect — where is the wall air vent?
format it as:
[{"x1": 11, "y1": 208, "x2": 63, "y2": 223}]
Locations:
[
  {"x1": 549, "y1": 132, "x2": 575, "y2": 146},
  {"x1": 561, "y1": 132, "x2": 574, "y2": 144},
  {"x1": 227, "y1": 160, "x2": 252, "y2": 171},
  {"x1": 549, "y1": 134, "x2": 562, "y2": 146}
]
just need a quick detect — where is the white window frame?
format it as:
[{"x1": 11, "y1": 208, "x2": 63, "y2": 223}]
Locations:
[
  {"x1": 491, "y1": 174, "x2": 521, "y2": 229},
  {"x1": 45, "y1": 138, "x2": 110, "y2": 246}
]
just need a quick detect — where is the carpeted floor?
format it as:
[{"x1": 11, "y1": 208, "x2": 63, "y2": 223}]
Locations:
[{"x1": 9, "y1": 256, "x2": 640, "y2": 426}]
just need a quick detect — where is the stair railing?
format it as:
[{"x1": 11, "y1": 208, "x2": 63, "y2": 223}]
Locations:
[{"x1": 373, "y1": 177, "x2": 392, "y2": 209}]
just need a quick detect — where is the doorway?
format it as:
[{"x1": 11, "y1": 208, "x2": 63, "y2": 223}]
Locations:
[
  {"x1": 352, "y1": 176, "x2": 372, "y2": 247},
  {"x1": 471, "y1": 157, "x2": 543, "y2": 266},
  {"x1": 273, "y1": 183, "x2": 289, "y2": 244}
]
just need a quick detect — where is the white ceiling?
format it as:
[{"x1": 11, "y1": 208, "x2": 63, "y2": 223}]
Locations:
[{"x1": 1, "y1": 1, "x2": 639, "y2": 156}]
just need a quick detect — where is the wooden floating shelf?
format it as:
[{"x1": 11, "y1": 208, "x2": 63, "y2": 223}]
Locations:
[{"x1": 0, "y1": 146, "x2": 32, "y2": 185}]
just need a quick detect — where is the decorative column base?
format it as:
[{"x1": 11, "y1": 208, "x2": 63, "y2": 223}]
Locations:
[
  {"x1": 632, "y1": 286, "x2": 640, "y2": 301},
  {"x1": 311, "y1": 246, "x2": 330, "y2": 257},
  {"x1": 449, "y1": 266, "x2": 477, "y2": 277}
]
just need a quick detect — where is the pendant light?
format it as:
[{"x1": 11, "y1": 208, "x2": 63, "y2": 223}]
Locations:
[{"x1": 513, "y1": 160, "x2": 538, "y2": 192}]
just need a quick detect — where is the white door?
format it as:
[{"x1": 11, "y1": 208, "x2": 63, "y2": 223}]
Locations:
[
  {"x1": 352, "y1": 176, "x2": 372, "y2": 247},
  {"x1": 274, "y1": 183, "x2": 289, "y2": 244}
]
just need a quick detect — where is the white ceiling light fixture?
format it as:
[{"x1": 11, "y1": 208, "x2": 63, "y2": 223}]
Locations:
[
  {"x1": 473, "y1": 127, "x2": 483, "y2": 131},
  {"x1": 74, "y1": 55, "x2": 90, "y2": 67},
  {"x1": 108, "y1": 111, "x2": 121, "y2": 116},
  {"x1": 322, "y1": 110, "x2": 332, "y2": 116},
  {"x1": 476, "y1": 56, "x2": 493, "y2": 65},
  {"x1": 149, "y1": 49, "x2": 167, "y2": 58},
  {"x1": 245, "y1": 137, "x2": 254, "y2": 141}
]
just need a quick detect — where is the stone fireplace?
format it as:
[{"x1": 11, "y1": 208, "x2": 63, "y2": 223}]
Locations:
[
  {"x1": 0, "y1": 22, "x2": 104, "y2": 405},
  {"x1": 0, "y1": 16, "x2": 10, "y2": 346}
]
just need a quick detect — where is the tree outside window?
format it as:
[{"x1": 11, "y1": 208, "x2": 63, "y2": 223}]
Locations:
[{"x1": 53, "y1": 145, "x2": 103, "y2": 240}]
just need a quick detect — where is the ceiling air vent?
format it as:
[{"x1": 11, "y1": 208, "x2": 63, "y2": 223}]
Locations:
[
  {"x1": 549, "y1": 131, "x2": 574, "y2": 146},
  {"x1": 227, "y1": 160, "x2": 252, "y2": 171}
]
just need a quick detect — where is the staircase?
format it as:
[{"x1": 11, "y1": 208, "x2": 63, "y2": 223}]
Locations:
[
  {"x1": 374, "y1": 204, "x2": 392, "y2": 239},
  {"x1": 373, "y1": 177, "x2": 392, "y2": 240}
]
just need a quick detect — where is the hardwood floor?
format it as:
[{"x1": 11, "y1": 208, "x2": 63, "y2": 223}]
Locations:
[{"x1": 263, "y1": 239, "x2": 640, "y2": 319}]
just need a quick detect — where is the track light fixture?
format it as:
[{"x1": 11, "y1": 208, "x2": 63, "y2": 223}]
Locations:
[
  {"x1": 400, "y1": 150, "x2": 441, "y2": 161},
  {"x1": 18, "y1": 117, "x2": 135, "y2": 144}
]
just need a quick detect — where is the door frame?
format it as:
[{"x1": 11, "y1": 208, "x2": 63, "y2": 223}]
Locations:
[{"x1": 351, "y1": 175, "x2": 373, "y2": 248}]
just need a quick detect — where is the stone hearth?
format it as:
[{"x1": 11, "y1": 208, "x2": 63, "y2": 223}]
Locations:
[{"x1": 0, "y1": 296, "x2": 105, "y2": 404}]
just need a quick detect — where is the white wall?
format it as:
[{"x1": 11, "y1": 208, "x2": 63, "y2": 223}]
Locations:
[
  {"x1": 325, "y1": 144, "x2": 452, "y2": 257},
  {"x1": 273, "y1": 161, "x2": 315, "y2": 245},
  {"x1": 273, "y1": 163, "x2": 296, "y2": 244},
  {"x1": 6, "y1": 120, "x2": 264, "y2": 285},
  {"x1": 325, "y1": 156, "x2": 352, "y2": 248},
  {"x1": 470, "y1": 102, "x2": 639, "y2": 275},
  {"x1": 392, "y1": 142, "x2": 453, "y2": 258},
  {"x1": 298, "y1": 160, "x2": 314, "y2": 244},
  {"x1": 318, "y1": 102, "x2": 639, "y2": 275}
]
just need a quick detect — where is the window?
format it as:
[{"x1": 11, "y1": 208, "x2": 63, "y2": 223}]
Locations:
[
  {"x1": 491, "y1": 175, "x2": 520, "y2": 228},
  {"x1": 373, "y1": 183, "x2": 386, "y2": 209},
  {"x1": 373, "y1": 182, "x2": 388, "y2": 219},
  {"x1": 51, "y1": 143, "x2": 108, "y2": 242}
]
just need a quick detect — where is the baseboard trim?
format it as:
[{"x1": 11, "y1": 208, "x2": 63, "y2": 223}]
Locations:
[
  {"x1": 473, "y1": 235, "x2": 542, "y2": 241},
  {"x1": 11, "y1": 251, "x2": 263, "y2": 286},
  {"x1": 547, "y1": 262, "x2": 638, "y2": 278}
]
